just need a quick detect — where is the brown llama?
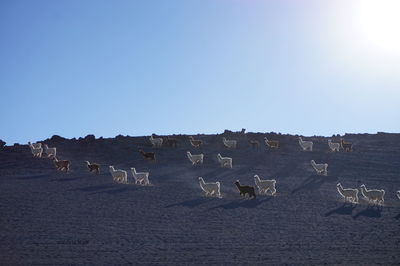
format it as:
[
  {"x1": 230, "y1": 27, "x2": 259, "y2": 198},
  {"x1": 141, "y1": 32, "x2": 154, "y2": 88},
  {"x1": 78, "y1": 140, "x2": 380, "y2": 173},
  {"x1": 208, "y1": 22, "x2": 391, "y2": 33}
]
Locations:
[
  {"x1": 341, "y1": 138, "x2": 353, "y2": 152},
  {"x1": 264, "y1": 137, "x2": 279, "y2": 148},
  {"x1": 139, "y1": 149, "x2": 156, "y2": 161},
  {"x1": 189, "y1": 136, "x2": 203, "y2": 148},
  {"x1": 85, "y1": 161, "x2": 100, "y2": 174},
  {"x1": 53, "y1": 157, "x2": 71, "y2": 172}
]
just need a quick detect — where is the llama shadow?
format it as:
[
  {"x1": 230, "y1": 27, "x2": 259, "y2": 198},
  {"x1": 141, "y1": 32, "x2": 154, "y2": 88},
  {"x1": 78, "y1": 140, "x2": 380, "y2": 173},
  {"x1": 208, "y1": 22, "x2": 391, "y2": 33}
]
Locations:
[
  {"x1": 394, "y1": 213, "x2": 400, "y2": 220},
  {"x1": 71, "y1": 184, "x2": 114, "y2": 192},
  {"x1": 209, "y1": 198, "x2": 271, "y2": 210},
  {"x1": 352, "y1": 206, "x2": 382, "y2": 219},
  {"x1": 165, "y1": 198, "x2": 212, "y2": 209},
  {"x1": 93, "y1": 186, "x2": 138, "y2": 195},
  {"x1": 291, "y1": 175, "x2": 337, "y2": 194},
  {"x1": 54, "y1": 176, "x2": 84, "y2": 182},
  {"x1": 324, "y1": 203, "x2": 356, "y2": 217},
  {"x1": 17, "y1": 174, "x2": 48, "y2": 180}
]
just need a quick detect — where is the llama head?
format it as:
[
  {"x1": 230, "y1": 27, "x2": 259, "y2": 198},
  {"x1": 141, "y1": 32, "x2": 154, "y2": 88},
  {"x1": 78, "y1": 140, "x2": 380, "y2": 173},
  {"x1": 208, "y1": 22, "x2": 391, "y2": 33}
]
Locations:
[
  {"x1": 264, "y1": 137, "x2": 268, "y2": 140},
  {"x1": 85, "y1": 161, "x2": 90, "y2": 165},
  {"x1": 360, "y1": 184, "x2": 366, "y2": 189},
  {"x1": 198, "y1": 177, "x2": 204, "y2": 183},
  {"x1": 44, "y1": 144, "x2": 48, "y2": 148},
  {"x1": 397, "y1": 191, "x2": 400, "y2": 199},
  {"x1": 109, "y1": 165, "x2": 114, "y2": 170},
  {"x1": 131, "y1": 167, "x2": 136, "y2": 172},
  {"x1": 254, "y1": 175, "x2": 260, "y2": 181},
  {"x1": 187, "y1": 151, "x2": 191, "y2": 156},
  {"x1": 310, "y1": 160, "x2": 315, "y2": 164},
  {"x1": 336, "y1": 183, "x2": 342, "y2": 188},
  {"x1": 234, "y1": 180, "x2": 240, "y2": 186}
]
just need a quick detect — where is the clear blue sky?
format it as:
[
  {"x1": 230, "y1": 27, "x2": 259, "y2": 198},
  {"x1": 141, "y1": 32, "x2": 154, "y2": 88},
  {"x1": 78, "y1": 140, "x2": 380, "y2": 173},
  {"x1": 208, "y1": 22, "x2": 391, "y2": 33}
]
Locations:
[{"x1": 1, "y1": 0, "x2": 399, "y2": 144}]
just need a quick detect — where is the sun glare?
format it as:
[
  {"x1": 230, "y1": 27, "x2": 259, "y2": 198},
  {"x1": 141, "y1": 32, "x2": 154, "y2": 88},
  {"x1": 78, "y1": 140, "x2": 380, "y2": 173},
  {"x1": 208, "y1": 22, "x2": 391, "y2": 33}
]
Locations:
[{"x1": 357, "y1": 0, "x2": 400, "y2": 54}]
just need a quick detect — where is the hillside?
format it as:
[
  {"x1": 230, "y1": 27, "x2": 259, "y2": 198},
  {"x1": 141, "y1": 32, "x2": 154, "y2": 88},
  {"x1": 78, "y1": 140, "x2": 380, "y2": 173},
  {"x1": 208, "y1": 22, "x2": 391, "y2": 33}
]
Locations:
[{"x1": 1, "y1": 132, "x2": 400, "y2": 265}]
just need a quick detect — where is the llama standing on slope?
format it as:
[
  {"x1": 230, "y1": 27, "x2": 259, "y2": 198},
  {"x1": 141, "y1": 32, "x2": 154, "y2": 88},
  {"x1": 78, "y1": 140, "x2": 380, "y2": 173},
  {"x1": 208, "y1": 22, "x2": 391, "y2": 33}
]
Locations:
[
  {"x1": 249, "y1": 140, "x2": 260, "y2": 149},
  {"x1": 28, "y1": 142, "x2": 42, "y2": 149},
  {"x1": 130, "y1": 168, "x2": 150, "y2": 185},
  {"x1": 217, "y1": 153, "x2": 232, "y2": 168},
  {"x1": 53, "y1": 157, "x2": 71, "y2": 172},
  {"x1": 43, "y1": 144, "x2": 56, "y2": 158},
  {"x1": 298, "y1": 137, "x2": 313, "y2": 151},
  {"x1": 328, "y1": 139, "x2": 340, "y2": 152},
  {"x1": 198, "y1": 177, "x2": 221, "y2": 198},
  {"x1": 222, "y1": 137, "x2": 237, "y2": 149},
  {"x1": 264, "y1": 137, "x2": 279, "y2": 149},
  {"x1": 187, "y1": 151, "x2": 204, "y2": 165},
  {"x1": 109, "y1": 166, "x2": 128, "y2": 184},
  {"x1": 360, "y1": 184, "x2": 385, "y2": 205},
  {"x1": 341, "y1": 138, "x2": 353, "y2": 152},
  {"x1": 310, "y1": 160, "x2": 328, "y2": 176},
  {"x1": 28, "y1": 142, "x2": 43, "y2": 157},
  {"x1": 189, "y1": 136, "x2": 203, "y2": 148},
  {"x1": 139, "y1": 149, "x2": 156, "y2": 161},
  {"x1": 149, "y1": 135, "x2": 163, "y2": 148},
  {"x1": 336, "y1": 183, "x2": 358, "y2": 203},
  {"x1": 85, "y1": 161, "x2": 100, "y2": 174},
  {"x1": 254, "y1": 175, "x2": 276, "y2": 195},
  {"x1": 234, "y1": 180, "x2": 256, "y2": 199}
]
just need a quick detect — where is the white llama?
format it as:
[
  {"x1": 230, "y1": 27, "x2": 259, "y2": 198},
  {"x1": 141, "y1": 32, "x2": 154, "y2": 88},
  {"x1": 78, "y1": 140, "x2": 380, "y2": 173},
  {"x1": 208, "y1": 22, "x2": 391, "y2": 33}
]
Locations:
[
  {"x1": 217, "y1": 153, "x2": 232, "y2": 168},
  {"x1": 254, "y1": 175, "x2": 276, "y2": 195},
  {"x1": 336, "y1": 183, "x2": 358, "y2": 203},
  {"x1": 130, "y1": 168, "x2": 150, "y2": 185},
  {"x1": 222, "y1": 137, "x2": 237, "y2": 149},
  {"x1": 187, "y1": 151, "x2": 204, "y2": 165},
  {"x1": 28, "y1": 142, "x2": 43, "y2": 157},
  {"x1": 109, "y1": 166, "x2": 128, "y2": 184},
  {"x1": 149, "y1": 135, "x2": 163, "y2": 148},
  {"x1": 360, "y1": 184, "x2": 385, "y2": 205},
  {"x1": 28, "y1": 141, "x2": 41, "y2": 149},
  {"x1": 198, "y1": 177, "x2": 221, "y2": 198},
  {"x1": 310, "y1": 160, "x2": 328, "y2": 176},
  {"x1": 328, "y1": 139, "x2": 340, "y2": 152},
  {"x1": 43, "y1": 144, "x2": 56, "y2": 158},
  {"x1": 298, "y1": 137, "x2": 313, "y2": 151}
]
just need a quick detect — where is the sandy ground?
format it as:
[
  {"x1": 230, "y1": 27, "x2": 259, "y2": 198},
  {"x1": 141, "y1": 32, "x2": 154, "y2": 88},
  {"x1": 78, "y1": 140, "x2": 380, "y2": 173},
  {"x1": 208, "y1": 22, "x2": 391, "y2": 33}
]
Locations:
[{"x1": 1, "y1": 132, "x2": 400, "y2": 265}]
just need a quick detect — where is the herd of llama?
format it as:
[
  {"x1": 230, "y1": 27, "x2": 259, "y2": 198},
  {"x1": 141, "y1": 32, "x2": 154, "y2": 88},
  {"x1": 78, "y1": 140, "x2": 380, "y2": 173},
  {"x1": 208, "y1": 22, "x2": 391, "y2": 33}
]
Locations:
[{"x1": 27, "y1": 133, "x2": 398, "y2": 207}]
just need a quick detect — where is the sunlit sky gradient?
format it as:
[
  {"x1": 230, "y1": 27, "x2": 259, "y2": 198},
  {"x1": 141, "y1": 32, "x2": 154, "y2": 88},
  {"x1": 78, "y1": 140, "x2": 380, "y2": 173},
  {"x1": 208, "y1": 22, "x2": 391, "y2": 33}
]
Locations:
[{"x1": 1, "y1": 0, "x2": 399, "y2": 144}]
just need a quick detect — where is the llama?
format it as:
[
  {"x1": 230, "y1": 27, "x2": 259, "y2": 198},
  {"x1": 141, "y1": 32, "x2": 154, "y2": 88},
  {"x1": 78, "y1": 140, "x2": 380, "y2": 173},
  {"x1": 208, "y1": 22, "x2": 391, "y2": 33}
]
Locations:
[
  {"x1": 189, "y1": 136, "x2": 203, "y2": 148},
  {"x1": 341, "y1": 139, "x2": 353, "y2": 152},
  {"x1": 43, "y1": 144, "x2": 56, "y2": 158},
  {"x1": 85, "y1": 161, "x2": 100, "y2": 174},
  {"x1": 264, "y1": 137, "x2": 279, "y2": 148},
  {"x1": 130, "y1": 168, "x2": 150, "y2": 185},
  {"x1": 28, "y1": 141, "x2": 41, "y2": 149},
  {"x1": 139, "y1": 149, "x2": 156, "y2": 161},
  {"x1": 109, "y1": 166, "x2": 128, "y2": 184},
  {"x1": 397, "y1": 191, "x2": 400, "y2": 200},
  {"x1": 249, "y1": 140, "x2": 260, "y2": 149},
  {"x1": 149, "y1": 135, "x2": 163, "y2": 148},
  {"x1": 336, "y1": 183, "x2": 358, "y2": 203},
  {"x1": 222, "y1": 137, "x2": 237, "y2": 149},
  {"x1": 164, "y1": 136, "x2": 178, "y2": 147},
  {"x1": 187, "y1": 151, "x2": 204, "y2": 165},
  {"x1": 310, "y1": 160, "x2": 328, "y2": 176},
  {"x1": 53, "y1": 157, "x2": 70, "y2": 172},
  {"x1": 360, "y1": 184, "x2": 385, "y2": 205},
  {"x1": 28, "y1": 142, "x2": 43, "y2": 157},
  {"x1": 217, "y1": 153, "x2": 232, "y2": 168},
  {"x1": 328, "y1": 139, "x2": 340, "y2": 152},
  {"x1": 198, "y1": 177, "x2": 221, "y2": 198},
  {"x1": 254, "y1": 175, "x2": 276, "y2": 195},
  {"x1": 298, "y1": 137, "x2": 313, "y2": 151},
  {"x1": 234, "y1": 180, "x2": 256, "y2": 199}
]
